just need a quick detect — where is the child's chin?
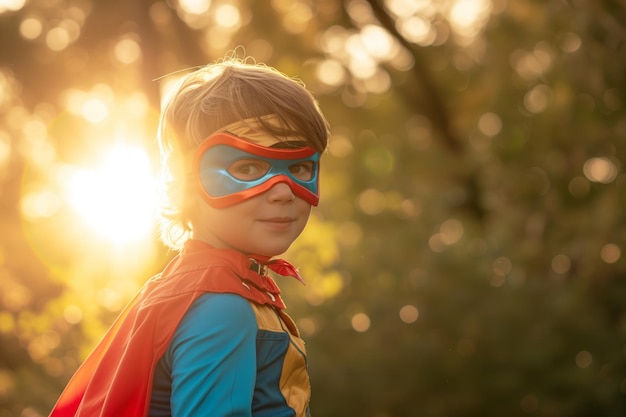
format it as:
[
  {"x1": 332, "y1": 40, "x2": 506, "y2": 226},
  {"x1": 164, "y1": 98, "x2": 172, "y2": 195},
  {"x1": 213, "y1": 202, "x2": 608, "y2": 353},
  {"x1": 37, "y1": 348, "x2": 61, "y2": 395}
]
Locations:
[{"x1": 253, "y1": 245, "x2": 291, "y2": 258}]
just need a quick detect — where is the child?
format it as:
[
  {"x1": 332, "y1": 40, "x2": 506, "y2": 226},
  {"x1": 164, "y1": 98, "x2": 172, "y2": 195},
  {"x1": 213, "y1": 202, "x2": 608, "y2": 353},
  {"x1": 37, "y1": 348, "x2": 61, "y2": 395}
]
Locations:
[{"x1": 49, "y1": 58, "x2": 330, "y2": 417}]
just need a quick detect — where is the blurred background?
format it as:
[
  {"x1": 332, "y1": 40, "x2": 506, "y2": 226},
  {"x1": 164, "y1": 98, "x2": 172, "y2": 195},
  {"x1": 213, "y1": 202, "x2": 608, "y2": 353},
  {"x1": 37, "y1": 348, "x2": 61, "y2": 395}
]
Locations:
[{"x1": 1, "y1": 0, "x2": 625, "y2": 416}]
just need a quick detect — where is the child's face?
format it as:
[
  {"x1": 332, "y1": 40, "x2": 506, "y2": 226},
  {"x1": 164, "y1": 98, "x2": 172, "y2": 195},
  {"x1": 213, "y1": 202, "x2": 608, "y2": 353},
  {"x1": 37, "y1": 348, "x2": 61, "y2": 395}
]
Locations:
[
  {"x1": 189, "y1": 129, "x2": 319, "y2": 256},
  {"x1": 191, "y1": 182, "x2": 312, "y2": 257}
]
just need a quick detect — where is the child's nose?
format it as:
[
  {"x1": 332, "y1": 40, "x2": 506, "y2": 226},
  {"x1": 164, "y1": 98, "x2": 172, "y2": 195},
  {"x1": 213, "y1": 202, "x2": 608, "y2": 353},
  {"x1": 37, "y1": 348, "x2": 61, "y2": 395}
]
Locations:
[{"x1": 267, "y1": 181, "x2": 296, "y2": 203}]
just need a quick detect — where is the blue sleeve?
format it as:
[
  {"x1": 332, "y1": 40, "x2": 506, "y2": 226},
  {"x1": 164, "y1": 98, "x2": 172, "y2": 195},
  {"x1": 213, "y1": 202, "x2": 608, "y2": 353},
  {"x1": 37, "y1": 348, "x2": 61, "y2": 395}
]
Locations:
[{"x1": 166, "y1": 293, "x2": 257, "y2": 417}]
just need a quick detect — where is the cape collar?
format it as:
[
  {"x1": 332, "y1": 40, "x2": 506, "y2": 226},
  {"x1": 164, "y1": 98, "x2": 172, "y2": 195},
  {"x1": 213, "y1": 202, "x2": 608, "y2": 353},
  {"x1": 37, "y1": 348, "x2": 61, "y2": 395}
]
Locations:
[{"x1": 183, "y1": 239, "x2": 305, "y2": 284}]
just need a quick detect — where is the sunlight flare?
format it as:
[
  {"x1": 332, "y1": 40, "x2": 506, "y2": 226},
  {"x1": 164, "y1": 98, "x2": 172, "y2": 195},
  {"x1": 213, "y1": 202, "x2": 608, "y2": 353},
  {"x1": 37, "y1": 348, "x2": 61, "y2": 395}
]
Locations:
[{"x1": 64, "y1": 145, "x2": 157, "y2": 245}]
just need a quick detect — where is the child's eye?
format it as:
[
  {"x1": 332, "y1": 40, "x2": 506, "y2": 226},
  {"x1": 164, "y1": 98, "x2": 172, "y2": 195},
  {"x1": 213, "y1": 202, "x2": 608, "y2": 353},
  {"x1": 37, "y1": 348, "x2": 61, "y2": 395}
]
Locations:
[
  {"x1": 227, "y1": 159, "x2": 270, "y2": 181},
  {"x1": 288, "y1": 161, "x2": 314, "y2": 181}
]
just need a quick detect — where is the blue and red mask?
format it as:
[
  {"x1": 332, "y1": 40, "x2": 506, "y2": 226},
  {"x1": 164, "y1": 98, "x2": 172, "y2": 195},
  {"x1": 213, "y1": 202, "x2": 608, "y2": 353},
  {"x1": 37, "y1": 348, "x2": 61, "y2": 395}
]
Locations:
[{"x1": 193, "y1": 132, "x2": 320, "y2": 208}]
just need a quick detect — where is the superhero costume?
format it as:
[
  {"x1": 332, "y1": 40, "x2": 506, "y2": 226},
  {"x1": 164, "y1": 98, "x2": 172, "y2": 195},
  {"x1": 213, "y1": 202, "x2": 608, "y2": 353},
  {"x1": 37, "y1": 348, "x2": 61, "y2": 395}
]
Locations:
[{"x1": 49, "y1": 240, "x2": 310, "y2": 416}]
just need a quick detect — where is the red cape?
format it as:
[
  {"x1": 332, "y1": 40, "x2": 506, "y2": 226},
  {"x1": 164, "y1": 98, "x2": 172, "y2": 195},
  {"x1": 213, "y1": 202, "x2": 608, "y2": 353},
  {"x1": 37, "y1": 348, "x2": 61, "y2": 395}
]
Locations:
[{"x1": 49, "y1": 241, "x2": 292, "y2": 417}]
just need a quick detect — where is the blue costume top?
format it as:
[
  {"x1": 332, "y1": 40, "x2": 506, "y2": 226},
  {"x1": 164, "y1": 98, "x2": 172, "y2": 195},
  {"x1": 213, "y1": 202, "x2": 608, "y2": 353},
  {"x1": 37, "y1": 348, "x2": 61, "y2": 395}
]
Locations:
[{"x1": 149, "y1": 293, "x2": 310, "y2": 416}]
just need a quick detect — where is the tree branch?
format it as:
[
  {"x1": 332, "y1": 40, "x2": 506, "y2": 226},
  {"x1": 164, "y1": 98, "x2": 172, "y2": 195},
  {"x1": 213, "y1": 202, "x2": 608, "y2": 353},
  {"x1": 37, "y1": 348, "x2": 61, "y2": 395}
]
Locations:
[{"x1": 365, "y1": 0, "x2": 462, "y2": 154}]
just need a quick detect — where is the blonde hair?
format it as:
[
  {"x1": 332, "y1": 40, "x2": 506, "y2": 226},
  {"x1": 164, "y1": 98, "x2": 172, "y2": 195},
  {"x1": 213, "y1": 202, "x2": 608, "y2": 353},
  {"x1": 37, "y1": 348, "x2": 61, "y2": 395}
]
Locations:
[{"x1": 156, "y1": 59, "x2": 330, "y2": 249}]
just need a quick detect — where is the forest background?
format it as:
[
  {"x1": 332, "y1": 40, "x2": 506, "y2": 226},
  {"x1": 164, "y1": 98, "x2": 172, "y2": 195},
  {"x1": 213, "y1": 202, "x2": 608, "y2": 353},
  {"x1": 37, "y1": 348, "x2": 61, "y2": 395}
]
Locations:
[{"x1": 0, "y1": 0, "x2": 625, "y2": 416}]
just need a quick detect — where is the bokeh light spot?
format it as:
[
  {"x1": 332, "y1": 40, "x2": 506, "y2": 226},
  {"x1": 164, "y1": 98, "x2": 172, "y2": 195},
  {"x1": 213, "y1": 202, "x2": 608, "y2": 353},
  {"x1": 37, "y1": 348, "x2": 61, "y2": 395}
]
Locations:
[
  {"x1": 346, "y1": 34, "x2": 377, "y2": 79},
  {"x1": 575, "y1": 350, "x2": 592, "y2": 368},
  {"x1": 358, "y1": 188, "x2": 386, "y2": 215},
  {"x1": 351, "y1": 313, "x2": 371, "y2": 332},
  {"x1": 440, "y1": 218, "x2": 464, "y2": 245},
  {"x1": 362, "y1": 69, "x2": 391, "y2": 94},
  {"x1": 63, "y1": 304, "x2": 83, "y2": 324},
  {"x1": 583, "y1": 157, "x2": 618, "y2": 184},
  {"x1": 45, "y1": 27, "x2": 71, "y2": 51},
  {"x1": 360, "y1": 24, "x2": 394, "y2": 60},
  {"x1": 449, "y1": 0, "x2": 492, "y2": 40},
  {"x1": 59, "y1": 18, "x2": 81, "y2": 43},
  {"x1": 279, "y1": 1, "x2": 312, "y2": 34},
  {"x1": 115, "y1": 38, "x2": 142, "y2": 65},
  {"x1": 82, "y1": 98, "x2": 109, "y2": 123},
  {"x1": 19, "y1": 17, "x2": 42, "y2": 40},
  {"x1": 559, "y1": 32, "x2": 582, "y2": 53},
  {"x1": 0, "y1": 0, "x2": 26, "y2": 13},
  {"x1": 40, "y1": 330, "x2": 61, "y2": 350},
  {"x1": 215, "y1": 4, "x2": 240, "y2": 28},
  {"x1": 493, "y1": 256, "x2": 512, "y2": 276},
  {"x1": 524, "y1": 84, "x2": 551, "y2": 114},
  {"x1": 179, "y1": 0, "x2": 211, "y2": 15},
  {"x1": 320, "y1": 272, "x2": 344, "y2": 298},
  {"x1": 384, "y1": 0, "x2": 424, "y2": 17},
  {"x1": 327, "y1": 134, "x2": 353, "y2": 158},
  {"x1": 399, "y1": 15, "x2": 433, "y2": 45},
  {"x1": 568, "y1": 176, "x2": 590, "y2": 198},
  {"x1": 603, "y1": 88, "x2": 621, "y2": 111},
  {"x1": 512, "y1": 44, "x2": 554, "y2": 80},
  {"x1": 149, "y1": 1, "x2": 173, "y2": 26},
  {"x1": 345, "y1": 0, "x2": 373, "y2": 23},
  {"x1": 2, "y1": 280, "x2": 31, "y2": 311},
  {"x1": 551, "y1": 254, "x2": 571, "y2": 274},
  {"x1": 429, "y1": 233, "x2": 447, "y2": 253},
  {"x1": 478, "y1": 112, "x2": 502, "y2": 136},
  {"x1": 600, "y1": 243, "x2": 621, "y2": 264},
  {"x1": 399, "y1": 305, "x2": 419, "y2": 323},
  {"x1": 316, "y1": 59, "x2": 346, "y2": 88}
]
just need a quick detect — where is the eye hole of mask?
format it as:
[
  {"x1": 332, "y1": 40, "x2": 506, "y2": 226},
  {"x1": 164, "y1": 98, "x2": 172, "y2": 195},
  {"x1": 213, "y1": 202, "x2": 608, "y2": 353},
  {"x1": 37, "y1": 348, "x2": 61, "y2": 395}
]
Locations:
[
  {"x1": 226, "y1": 159, "x2": 270, "y2": 181},
  {"x1": 226, "y1": 158, "x2": 315, "y2": 182},
  {"x1": 287, "y1": 160, "x2": 315, "y2": 181}
]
